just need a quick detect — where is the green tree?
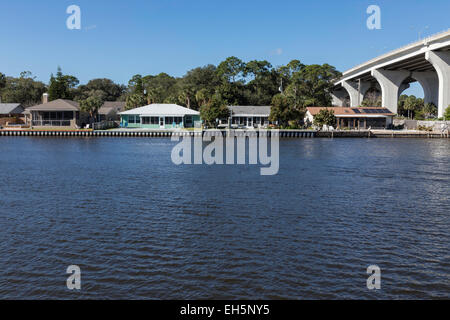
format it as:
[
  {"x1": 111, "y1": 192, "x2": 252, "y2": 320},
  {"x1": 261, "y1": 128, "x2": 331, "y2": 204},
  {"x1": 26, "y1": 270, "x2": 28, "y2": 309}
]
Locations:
[
  {"x1": 176, "y1": 88, "x2": 191, "y2": 109},
  {"x1": 80, "y1": 96, "x2": 103, "y2": 125},
  {"x1": 75, "y1": 78, "x2": 125, "y2": 102},
  {"x1": 269, "y1": 94, "x2": 304, "y2": 127},
  {"x1": 403, "y1": 95, "x2": 423, "y2": 119},
  {"x1": 128, "y1": 74, "x2": 145, "y2": 95},
  {"x1": 141, "y1": 73, "x2": 177, "y2": 103},
  {"x1": 125, "y1": 74, "x2": 147, "y2": 109},
  {"x1": 146, "y1": 87, "x2": 164, "y2": 104},
  {"x1": 125, "y1": 93, "x2": 147, "y2": 110},
  {"x1": 286, "y1": 64, "x2": 341, "y2": 107},
  {"x1": 195, "y1": 88, "x2": 213, "y2": 107},
  {"x1": 48, "y1": 67, "x2": 79, "y2": 101},
  {"x1": 199, "y1": 95, "x2": 229, "y2": 127},
  {"x1": 183, "y1": 65, "x2": 220, "y2": 91},
  {"x1": 179, "y1": 65, "x2": 221, "y2": 109},
  {"x1": 398, "y1": 94, "x2": 408, "y2": 116},
  {"x1": 422, "y1": 103, "x2": 437, "y2": 119},
  {"x1": 276, "y1": 60, "x2": 305, "y2": 97},
  {"x1": 244, "y1": 60, "x2": 279, "y2": 105},
  {"x1": 215, "y1": 81, "x2": 245, "y2": 106},
  {"x1": 277, "y1": 60, "x2": 304, "y2": 81},
  {"x1": 244, "y1": 60, "x2": 272, "y2": 82},
  {"x1": 313, "y1": 108, "x2": 336, "y2": 127},
  {"x1": 163, "y1": 95, "x2": 182, "y2": 105},
  {"x1": 0, "y1": 72, "x2": 46, "y2": 106},
  {"x1": 217, "y1": 56, "x2": 245, "y2": 83},
  {"x1": 444, "y1": 106, "x2": 450, "y2": 120},
  {"x1": 0, "y1": 72, "x2": 6, "y2": 91}
]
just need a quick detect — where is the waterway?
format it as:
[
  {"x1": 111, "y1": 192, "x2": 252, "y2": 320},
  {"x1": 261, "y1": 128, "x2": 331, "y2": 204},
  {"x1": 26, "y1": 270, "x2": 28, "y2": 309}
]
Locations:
[{"x1": 0, "y1": 137, "x2": 448, "y2": 299}]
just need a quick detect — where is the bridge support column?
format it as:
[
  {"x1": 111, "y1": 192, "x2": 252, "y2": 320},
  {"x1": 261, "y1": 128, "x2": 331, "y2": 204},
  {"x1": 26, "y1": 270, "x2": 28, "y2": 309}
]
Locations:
[
  {"x1": 341, "y1": 80, "x2": 371, "y2": 107},
  {"x1": 371, "y1": 69, "x2": 410, "y2": 114},
  {"x1": 425, "y1": 51, "x2": 450, "y2": 118},
  {"x1": 331, "y1": 88, "x2": 349, "y2": 106},
  {"x1": 411, "y1": 71, "x2": 439, "y2": 106},
  {"x1": 399, "y1": 83, "x2": 410, "y2": 95}
]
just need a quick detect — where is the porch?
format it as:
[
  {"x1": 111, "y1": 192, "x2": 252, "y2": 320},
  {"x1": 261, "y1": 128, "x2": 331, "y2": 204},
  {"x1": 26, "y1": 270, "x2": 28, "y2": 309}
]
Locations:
[
  {"x1": 231, "y1": 116, "x2": 270, "y2": 128},
  {"x1": 28, "y1": 111, "x2": 79, "y2": 128},
  {"x1": 336, "y1": 116, "x2": 391, "y2": 130},
  {"x1": 25, "y1": 99, "x2": 81, "y2": 129},
  {"x1": 121, "y1": 115, "x2": 200, "y2": 129}
]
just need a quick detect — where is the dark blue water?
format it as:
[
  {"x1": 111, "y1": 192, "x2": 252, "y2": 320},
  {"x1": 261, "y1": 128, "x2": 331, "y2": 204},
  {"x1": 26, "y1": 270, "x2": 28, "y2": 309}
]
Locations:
[{"x1": 0, "y1": 137, "x2": 449, "y2": 299}]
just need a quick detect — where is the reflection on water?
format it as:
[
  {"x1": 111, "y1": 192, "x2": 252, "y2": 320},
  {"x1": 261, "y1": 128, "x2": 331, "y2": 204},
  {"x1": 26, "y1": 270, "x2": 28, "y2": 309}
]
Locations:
[{"x1": 0, "y1": 137, "x2": 449, "y2": 299}]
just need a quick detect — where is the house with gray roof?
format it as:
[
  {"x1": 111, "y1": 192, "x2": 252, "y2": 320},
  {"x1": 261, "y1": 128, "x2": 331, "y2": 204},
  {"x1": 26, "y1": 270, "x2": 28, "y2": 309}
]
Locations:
[
  {"x1": 0, "y1": 103, "x2": 25, "y2": 117},
  {"x1": 227, "y1": 105, "x2": 272, "y2": 128},
  {"x1": 97, "y1": 101, "x2": 126, "y2": 122},
  {"x1": 24, "y1": 99, "x2": 81, "y2": 128}
]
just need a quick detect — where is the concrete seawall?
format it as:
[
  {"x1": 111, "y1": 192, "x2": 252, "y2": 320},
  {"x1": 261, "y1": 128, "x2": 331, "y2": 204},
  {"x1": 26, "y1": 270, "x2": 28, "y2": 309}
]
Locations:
[
  {"x1": 0, "y1": 130, "x2": 316, "y2": 138},
  {"x1": 317, "y1": 130, "x2": 449, "y2": 138},
  {"x1": 0, "y1": 130, "x2": 448, "y2": 138}
]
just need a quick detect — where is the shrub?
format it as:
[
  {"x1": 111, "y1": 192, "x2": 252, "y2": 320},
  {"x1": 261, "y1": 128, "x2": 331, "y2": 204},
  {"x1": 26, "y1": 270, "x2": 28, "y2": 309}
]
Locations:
[
  {"x1": 414, "y1": 110, "x2": 425, "y2": 120},
  {"x1": 444, "y1": 106, "x2": 450, "y2": 121},
  {"x1": 417, "y1": 125, "x2": 432, "y2": 132},
  {"x1": 313, "y1": 108, "x2": 336, "y2": 127}
]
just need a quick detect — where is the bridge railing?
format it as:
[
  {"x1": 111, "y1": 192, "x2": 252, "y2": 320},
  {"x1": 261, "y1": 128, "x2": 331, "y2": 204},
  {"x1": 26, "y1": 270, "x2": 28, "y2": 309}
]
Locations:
[{"x1": 342, "y1": 28, "x2": 450, "y2": 77}]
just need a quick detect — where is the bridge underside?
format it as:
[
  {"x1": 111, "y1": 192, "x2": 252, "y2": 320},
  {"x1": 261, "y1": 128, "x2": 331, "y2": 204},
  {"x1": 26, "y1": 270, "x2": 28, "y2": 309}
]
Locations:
[{"x1": 333, "y1": 34, "x2": 450, "y2": 118}]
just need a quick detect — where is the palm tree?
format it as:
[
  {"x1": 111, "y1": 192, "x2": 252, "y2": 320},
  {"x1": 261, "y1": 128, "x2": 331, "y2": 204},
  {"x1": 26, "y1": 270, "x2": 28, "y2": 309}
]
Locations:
[{"x1": 80, "y1": 96, "x2": 103, "y2": 125}]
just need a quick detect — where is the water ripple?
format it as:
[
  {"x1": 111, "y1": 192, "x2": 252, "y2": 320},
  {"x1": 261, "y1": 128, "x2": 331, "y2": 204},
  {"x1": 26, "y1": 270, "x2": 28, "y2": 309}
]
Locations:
[{"x1": 0, "y1": 137, "x2": 449, "y2": 299}]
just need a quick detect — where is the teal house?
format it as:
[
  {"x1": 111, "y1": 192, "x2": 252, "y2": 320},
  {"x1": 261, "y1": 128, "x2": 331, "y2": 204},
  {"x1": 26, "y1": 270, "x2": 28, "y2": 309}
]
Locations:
[{"x1": 120, "y1": 104, "x2": 201, "y2": 129}]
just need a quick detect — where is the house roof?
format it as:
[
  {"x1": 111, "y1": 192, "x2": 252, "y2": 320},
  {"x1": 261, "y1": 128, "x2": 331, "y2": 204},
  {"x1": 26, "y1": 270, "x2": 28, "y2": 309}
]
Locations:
[
  {"x1": 120, "y1": 104, "x2": 200, "y2": 116},
  {"x1": 98, "y1": 101, "x2": 126, "y2": 115},
  {"x1": 26, "y1": 99, "x2": 79, "y2": 112},
  {"x1": 0, "y1": 103, "x2": 24, "y2": 115},
  {"x1": 306, "y1": 107, "x2": 395, "y2": 117},
  {"x1": 228, "y1": 106, "x2": 271, "y2": 117}
]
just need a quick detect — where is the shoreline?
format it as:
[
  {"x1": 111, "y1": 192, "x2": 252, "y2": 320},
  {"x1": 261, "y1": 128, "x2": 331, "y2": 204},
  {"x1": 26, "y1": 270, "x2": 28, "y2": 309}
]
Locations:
[{"x1": 0, "y1": 129, "x2": 449, "y2": 139}]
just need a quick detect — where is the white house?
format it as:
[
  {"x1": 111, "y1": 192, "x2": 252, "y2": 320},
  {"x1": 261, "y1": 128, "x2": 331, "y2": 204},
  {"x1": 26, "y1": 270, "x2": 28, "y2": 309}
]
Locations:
[{"x1": 119, "y1": 104, "x2": 201, "y2": 129}]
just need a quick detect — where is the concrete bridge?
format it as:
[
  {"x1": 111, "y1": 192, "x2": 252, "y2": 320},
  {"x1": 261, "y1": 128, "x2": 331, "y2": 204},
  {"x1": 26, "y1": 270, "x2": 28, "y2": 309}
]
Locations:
[{"x1": 333, "y1": 29, "x2": 450, "y2": 117}]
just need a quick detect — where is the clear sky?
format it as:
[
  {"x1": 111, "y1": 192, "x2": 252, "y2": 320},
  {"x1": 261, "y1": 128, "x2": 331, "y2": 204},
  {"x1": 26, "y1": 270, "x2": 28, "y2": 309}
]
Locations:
[{"x1": 0, "y1": 0, "x2": 449, "y2": 96}]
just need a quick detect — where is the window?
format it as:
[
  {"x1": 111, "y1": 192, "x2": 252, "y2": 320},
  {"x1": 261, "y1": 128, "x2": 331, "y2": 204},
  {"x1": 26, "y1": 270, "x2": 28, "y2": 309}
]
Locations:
[
  {"x1": 142, "y1": 117, "x2": 159, "y2": 124},
  {"x1": 174, "y1": 117, "x2": 182, "y2": 124},
  {"x1": 165, "y1": 117, "x2": 174, "y2": 124},
  {"x1": 63, "y1": 111, "x2": 73, "y2": 120},
  {"x1": 128, "y1": 115, "x2": 136, "y2": 124}
]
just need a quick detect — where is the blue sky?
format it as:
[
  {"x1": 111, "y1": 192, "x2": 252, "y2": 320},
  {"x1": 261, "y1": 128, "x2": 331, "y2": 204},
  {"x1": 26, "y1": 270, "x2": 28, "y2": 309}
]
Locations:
[{"x1": 0, "y1": 0, "x2": 449, "y2": 96}]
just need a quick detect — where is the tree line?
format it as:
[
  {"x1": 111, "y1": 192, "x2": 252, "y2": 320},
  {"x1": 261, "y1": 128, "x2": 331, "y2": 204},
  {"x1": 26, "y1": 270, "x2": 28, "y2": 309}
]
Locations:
[
  {"x1": 1, "y1": 57, "x2": 341, "y2": 126},
  {"x1": 397, "y1": 95, "x2": 439, "y2": 120}
]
